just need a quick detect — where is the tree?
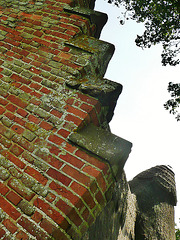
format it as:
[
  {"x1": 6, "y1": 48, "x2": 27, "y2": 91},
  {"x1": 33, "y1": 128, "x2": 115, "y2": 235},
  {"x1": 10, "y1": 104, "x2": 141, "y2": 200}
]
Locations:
[
  {"x1": 107, "y1": 0, "x2": 180, "y2": 120},
  {"x1": 176, "y1": 226, "x2": 180, "y2": 239},
  {"x1": 164, "y1": 82, "x2": 180, "y2": 121}
]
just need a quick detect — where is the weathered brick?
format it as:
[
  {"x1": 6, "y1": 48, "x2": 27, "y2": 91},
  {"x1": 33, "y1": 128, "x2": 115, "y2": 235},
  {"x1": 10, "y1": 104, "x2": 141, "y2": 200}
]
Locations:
[
  {"x1": 18, "y1": 216, "x2": 49, "y2": 240},
  {"x1": 2, "y1": 151, "x2": 25, "y2": 169},
  {"x1": 25, "y1": 166, "x2": 48, "y2": 186},
  {"x1": 35, "y1": 150, "x2": 63, "y2": 169},
  {"x1": 8, "y1": 178, "x2": 35, "y2": 201},
  {"x1": 7, "y1": 95, "x2": 28, "y2": 108},
  {"x1": 14, "y1": 116, "x2": 26, "y2": 126},
  {"x1": 23, "y1": 129, "x2": 36, "y2": 142},
  {"x1": 10, "y1": 144, "x2": 24, "y2": 156},
  {"x1": 0, "y1": 167, "x2": 10, "y2": 180},
  {"x1": 18, "y1": 200, "x2": 35, "y2": 216}
]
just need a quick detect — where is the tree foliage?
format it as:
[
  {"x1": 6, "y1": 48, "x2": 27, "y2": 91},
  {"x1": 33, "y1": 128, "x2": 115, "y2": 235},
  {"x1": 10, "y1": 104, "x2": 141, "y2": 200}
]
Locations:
[
  {"x1": 108, "y1": 0, "x2": 180, "y2": 66},
  {"x1": 164, "y1": 82, "x2": 180, "y2": 121},
  {"x1": 107, "y1": 0, "x2": 180, "y2": 120},
  {"x1": 176, "y1": 226, "x2": 180, "y2": 239}
]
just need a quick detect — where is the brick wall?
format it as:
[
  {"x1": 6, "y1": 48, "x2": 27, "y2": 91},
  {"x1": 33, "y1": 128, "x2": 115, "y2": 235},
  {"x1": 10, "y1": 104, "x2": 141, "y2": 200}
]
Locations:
[{"x1": 0, "y1": 0, "x2": 132, "y2": 239}]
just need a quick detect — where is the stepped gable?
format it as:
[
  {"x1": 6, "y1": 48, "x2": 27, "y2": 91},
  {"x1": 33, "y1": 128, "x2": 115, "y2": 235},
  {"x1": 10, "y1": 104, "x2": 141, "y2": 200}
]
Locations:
[{"x1": 0, "y1": 0, "x2": 132, "y2": 239}]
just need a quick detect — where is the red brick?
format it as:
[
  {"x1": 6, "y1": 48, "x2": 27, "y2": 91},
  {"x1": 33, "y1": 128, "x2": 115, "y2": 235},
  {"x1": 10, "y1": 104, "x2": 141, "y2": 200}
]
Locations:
[
  {"x1": 64, "y1": 104, "x2": 87, "y2": 119},
  {"x1": 30, "y1": 82, "x2": 41, "y2": 90},
  {"x1": 39, "y1": 121, "x2": 53, "y2": 130},
  {"x1": 6, "y1": 103, "x2": 17, "y2": 112},
  {"x1": 11, "y1": 124, "x2": 24, "y2": 134},
  {"x1": 49, "y1": 181, "x2": 79, "y2": 206},
  {"x1": 31, "y1": 60, "x2": 42, "y2": 67},
  {"x1": 0, "y1": 182, "x2": 10, "y2": 196},
  {"x1": 83, "y1": 165, "x2": 106, "y2": 192},
  {"x1": 55, "y1": 198, "x2": 71, "y2": 215},
  {"x1": 8, "y1": 178, "x2": 35, "y2": 201},
  {"x1": 89, "y1": 108, "x2": 100, "y2": 126},
  {"x1": 81, "y1": 207, "x2": 92, "y2": 222},
  {"x1": 14, "y1": 116, "x2": 26, "y2": 126},
  {"x1": 82, "y1": 189, "x2": 96, "y2": 209},
  {"x1": 25, "y1": 166, "x2": 48, "y2": 186},
  {"x1": 15, "y1": 230, "x2": 28, "y2": 240},
  {"x1": 47, "y1": 168, "x2": 71, "y2": 186},
  {"x1": 30, "y1": 98, "x2": 41, "y2": 106},
  {"x1": 0, "y1": 97, "x2": 8, "y2": 106},
  {"x1": 0, "y1": 195, "x2": 21, "y2": 220},
  {"x1": 0, "y1": 229, "x2": 6, "y2": 238},
  {"x1": 18, "y1": 216, "x2": 49, "y2": 240},
  {"x1": 62, "y1": 165, "x2": 91, "y2": 186},
  {"x1": 63, "y1": 141, "x2": 77, "y2": 153},
  {"x1": 12, "y1": 135, "x2": 34, "y2": 153},
  {"x1": 60, "y1": 152, "x2": 84, "y2": 169},
  {"x1": 30, "y1": 67, "x2": 41, "y2": 74},
  {"x1": 57, "y1": 129, "x2": 70, "y2": 138},
  {"x1": 34, "y1": 198, "x2": 69, "y2": 228},
  {"x1": 5, "y1": 112, "x2": 15, "y2": 120},
  {"x1": 47, "y1": 142, "x2": 61, "y2": 156},
  {"x1": 35, "y1": 151, "x2": 63, "y2": 169},
  {"x1": 65, "y1": 114, "x2": 83, "y2": 126},
  {"x1": 17, "y1": 108, "x2": 28, "y2": 117},
  {"x1": 10, "y1": 144, "x2": 24, "y2": 156},
  {"x1": 48, "y1": 134, "x2": 64, "y2": 145},
  {"x1": 11, "y1": 82, "x2": 21, "y2": 88},
  {"x1": 40, "y1": 218, "x2": 56, "y2": 234},
  {"x1": 46, "y1": 192, "x2": 56, "y2": 203},
  {"x1": 2, "y1": 151, "x2": 26, "y2": 169},
  {"x1": 30, "y1": 91, "x2": 42, "y2": 99},
  {"x1": 95, "y1": 190, "x2": 105, "y2": 205},
  {"x1": 40, "y1": 87, "x2": 51, "y2": 94},
  {"x1": 77, "y1": 93, "x2": 99, "y2": 106},
  {"x1": 32, "y1": 76, "x2": 43, "y2": 83},
  {"x1": 76, "y1": 149, "x2": 109, "y2": 175},
  {"x1": 70, "y1": 181, "x2": 87, "y2": 197},
  {"x1": 3, "y1": 219, "x2": 18, "y2": 234},
  {"x1": 50, "y1": 109, "x2": 63, "y2": 118},
  {"x1": 31, "y1": 211, "x2": 43, "y2": 223},
  {"x1": 0, "y1": 135, "x2": 12, "y2": 148},
  {"x1": 11, "y1": 74, "x2": 31, "y2": 85},
  {"x1": 6, "y1": 191, "x2": 22, "y2": 205},
  {"x1": 20, "y1": 85, "x2": 32, "y2": 93},
  {"x1": 28, "y1": 114, "x2": 41, "y2": 124},
  {"x1": 34, "y1": 30, "x2": 43, "y2": 37}
]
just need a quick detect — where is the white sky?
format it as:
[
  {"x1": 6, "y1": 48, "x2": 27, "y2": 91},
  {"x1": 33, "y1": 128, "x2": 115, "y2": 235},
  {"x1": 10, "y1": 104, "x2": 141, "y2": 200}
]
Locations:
[{"x1": 95, "y1": 0, "x2": 180, "y2": 226}]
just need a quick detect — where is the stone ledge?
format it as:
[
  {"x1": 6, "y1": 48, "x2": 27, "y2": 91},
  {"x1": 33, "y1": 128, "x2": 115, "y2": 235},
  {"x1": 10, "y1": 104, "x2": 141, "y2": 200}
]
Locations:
[
  {"x1": 68, "y1": 123, "x2": 132, "y2": 178},
  {"x1": 64, "y1": 6, "x2": 108, "y2": 38}
]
